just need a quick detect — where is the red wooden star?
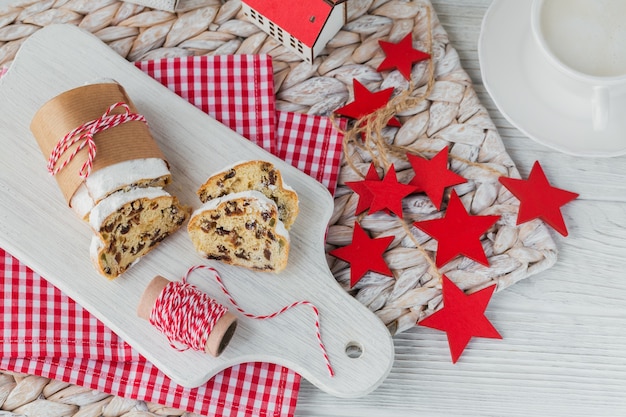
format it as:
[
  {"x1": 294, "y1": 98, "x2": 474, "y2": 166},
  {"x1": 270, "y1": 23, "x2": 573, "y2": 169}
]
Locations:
[
  {"x1": 334, "y1": 79, "x2": 401, "y2": 128},
  {"x1": 377, "y1": 33, "x2": 431, "y2": 81},
  {"x1": 345, "y1": 163, "x2": 381, "y2": 215},
  {"x1": 419, "y1": 275, "x2": 502, "y2": 363},
  {"x1": 499, "y1": 161, "x2": 578, "y2": 236},
  {"x1": 329, "y1": 222, "x2": 394, "y2": 288},
  {"x1": 364, "y1": 165, "x2": 418, "y2": 218},
  {"x1": 407, "y1": 147, "x2": 467, "y2": 210},
  {"x1": 413, "y1": 190, "x2": 500, "y2": 267}
]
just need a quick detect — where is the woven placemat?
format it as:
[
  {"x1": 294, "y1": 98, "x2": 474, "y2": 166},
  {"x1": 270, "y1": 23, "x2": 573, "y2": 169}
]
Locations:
[
  {"x1": 0, "y1": 0, "x2": 559, "y2": 414},
  {"x1": 0, "y1": 371, "x2": 195, "y2": 417}
]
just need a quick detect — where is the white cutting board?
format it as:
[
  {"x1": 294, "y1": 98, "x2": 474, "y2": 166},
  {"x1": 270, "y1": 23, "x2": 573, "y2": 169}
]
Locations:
[{"x1": 0, "y1": 25, "x2": 394, "y2": 398}]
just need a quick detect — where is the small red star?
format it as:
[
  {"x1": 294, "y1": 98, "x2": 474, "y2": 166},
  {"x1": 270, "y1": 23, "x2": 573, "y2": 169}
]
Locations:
[
  {"x1": 413, "y1": 191, "x2": 500, "y2": 267},
  {"x1": 345, "y1": 163, "x2": 381, "y2": 215},
  {"x1": 499, "y1": 161, "x2": 578, "y2": 236},
  {"x1": 329, "y1": 222, "x2": 394, "y2": 288},
  {"x1": 377, "y1": 33, "x2": 431, "y2": 81},
  {"x1": 407, "y1": 147, "x2": 467, "y2": 210},
  {"x1": 419, "y1": 275, "x2": 502, "y2": 363},
  {"x1": 364, "y1": 165, "x2": 418, "y2": 218},
  {"x1": 334, "y1": 79, "x2": 401, "y2": 128}
]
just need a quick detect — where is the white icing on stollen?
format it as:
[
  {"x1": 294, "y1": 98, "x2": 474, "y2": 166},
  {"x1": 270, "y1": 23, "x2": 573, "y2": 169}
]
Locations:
[
  {"x1": 84, "y1": 158, "x2": 169, "y2": 202},
  {"x1": 192, "y1": 190, "x2": 290, "y2": 242},
  {"x1": 89, "y1": 186, "x2": 170, "y2": 232},
  {"x1": 209, "y1": 160, "x2": 297, "y2": 194},
  {"x1": 70, "y1": 158, "x2": 170, "y2": 219},
  {"x1": 71, "y1": 184, "x2": 95, "y2": 219},
  {"x1": 210, "y1": 159, "x2": 248, "y2": 177},
  {"x1": 278, "y1": 179, "x2": 296, "y2": 193},
  {"x1": 89, "y1": 234, "x2": 103, "y2": 265}
]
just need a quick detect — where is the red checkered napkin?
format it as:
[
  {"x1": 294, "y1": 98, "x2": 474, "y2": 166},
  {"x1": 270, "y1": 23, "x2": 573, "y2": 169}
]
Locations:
[
  {"x1": 0, "y1": 55, "x2": 344, "y2": 416},
  {"x1": 135, "y1": 55, "x2": 344, "y2": 193},
  {"x1": 0, "y1": 250, "x2": 300, "y2": 416},
  {"x1": 277, "y1": 111, "x2": 346, "y2": 196},
  {"x1": 135, "y1": 55, "x2": 277, "y2": 155}
]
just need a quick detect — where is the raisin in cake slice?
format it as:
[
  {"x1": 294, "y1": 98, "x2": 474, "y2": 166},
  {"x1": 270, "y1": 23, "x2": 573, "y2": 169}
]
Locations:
[
  {"x1": 188, "y1": 190, "x2": 290, "y2": 272},
  {"x1": 89, "y1": 187, "x2": 189, "y2": 279},
  {"x1": 196, "y1": 160, "x2": 299, "y2": 229}
]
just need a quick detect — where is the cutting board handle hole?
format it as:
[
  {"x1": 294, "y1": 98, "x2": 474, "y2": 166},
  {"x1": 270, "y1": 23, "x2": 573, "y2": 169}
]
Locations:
[{"x1": 345, "y1": 341, "x2": 363, "y2": 359}]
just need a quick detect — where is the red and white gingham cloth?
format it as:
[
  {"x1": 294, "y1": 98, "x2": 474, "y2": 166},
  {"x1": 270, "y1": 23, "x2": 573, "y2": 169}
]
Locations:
[
  {"x1": 0, "y1": 252, "x2": 300, "y2": 416},
  {"x1": 136, "y1": 55, "x2": 277, "y2": 155},
  {"x1": 0, "y1": 54, "x2": 344, "y2": 416},
  {"x1": 135, "y1": 55, "x2": 345, "y2": 193},
  {"x1": 276, "y1": 111, "x2": 345, "y2": 194}
]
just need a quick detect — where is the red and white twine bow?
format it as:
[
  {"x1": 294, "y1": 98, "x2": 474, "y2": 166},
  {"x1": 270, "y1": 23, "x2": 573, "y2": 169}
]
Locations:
[
  {"x1": 185, "y1": 265, "x2": 335, "y2": 377},
  {"x1": 47, "y1": 102, "x2": 147, "y2": 179}
]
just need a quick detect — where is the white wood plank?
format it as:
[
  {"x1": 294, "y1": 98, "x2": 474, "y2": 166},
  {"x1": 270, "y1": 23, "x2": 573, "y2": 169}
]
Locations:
[
  {"x1": 296, "y1": 200, "x2": 626, "y2": 416},
  {"x1": 294, "y1": 0, "x2": 626, "y2": 415}
]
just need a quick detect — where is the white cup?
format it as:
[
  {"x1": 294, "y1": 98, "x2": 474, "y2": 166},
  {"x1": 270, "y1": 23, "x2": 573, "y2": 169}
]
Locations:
[{"x1": 530, "y1": 0, "x2": 626, "y2": 130}]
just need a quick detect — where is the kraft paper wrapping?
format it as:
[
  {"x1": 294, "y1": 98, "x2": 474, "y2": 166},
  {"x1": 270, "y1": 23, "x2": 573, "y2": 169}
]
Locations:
[{"x1": 30, "y1": 83, "x2": 166, "y2": 205}]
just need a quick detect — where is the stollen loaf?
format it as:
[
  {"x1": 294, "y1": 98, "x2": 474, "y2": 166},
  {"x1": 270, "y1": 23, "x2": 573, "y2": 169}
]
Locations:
[{"x1": 30, "y1": 81, "x2": 189, "y2": 279}]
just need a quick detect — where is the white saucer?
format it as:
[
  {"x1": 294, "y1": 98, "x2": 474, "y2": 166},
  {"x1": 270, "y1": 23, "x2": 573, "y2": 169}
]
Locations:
[{"x1": 478, "y1": 0, "x2": 626, "y2": 157}]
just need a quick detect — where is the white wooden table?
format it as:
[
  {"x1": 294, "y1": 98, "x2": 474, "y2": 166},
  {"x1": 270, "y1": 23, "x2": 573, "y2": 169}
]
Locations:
[
  {"x1": 1, "y1": 0, "x2": 624, "y2": 416},
  {"x1": 295, "y1": 1, "x2": 626, "y2": 416}
]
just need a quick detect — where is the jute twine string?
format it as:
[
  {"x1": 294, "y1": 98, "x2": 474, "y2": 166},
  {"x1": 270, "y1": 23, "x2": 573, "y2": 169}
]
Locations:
[
  {"x1": 338, "y1": 4, "x2": 503, "y2": 181},
  {"x1": 336, "y1": 4, "x2": 511, "y2": 289},
  {"x1": 336, "y1": 5, "x2": 436, "y2": 177},
  {"x1": 346, "y1": 66, "x2": 445, "y2": 286},
  {"x1": 336, "y1": 5, "x2": 442, "y2": 287}
]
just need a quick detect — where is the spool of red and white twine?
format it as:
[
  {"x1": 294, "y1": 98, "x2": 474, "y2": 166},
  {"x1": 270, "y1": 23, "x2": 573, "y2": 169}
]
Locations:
[
  {"x1": 137, "y1": 273, "x2": 237, "y2": 357},
  {"x1": 138, "y1": 265, "x2": 335, "y2": 377},
  {"x1": 47, "y1": 102, "x2": 147, "y2": 179}
]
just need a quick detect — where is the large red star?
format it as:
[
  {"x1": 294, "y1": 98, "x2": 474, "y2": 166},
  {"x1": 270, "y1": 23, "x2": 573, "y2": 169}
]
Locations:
[
  {"x1": 329, "y1": 222, "x2": 394, "y2": 288},
  {"x1": 334, "y1": 79, "x2": 401, "y2": 128},
  {"x1": 377, "y1": 33, "x2": 431, "y2": 81},
  {"x1": 413, "y1": 191, "x2": 500, "y2": 267},
  {"x1": 419, "y1": 275, "x2": 502, "y2": 363},
  {"x1": 407, "y1": 147, "x2": 467, "y2": 210},
  {"x1": 345, "y1": 163, "x2": 381, "y2": 215},
  {"x1": 364, "y1": 165, "x2": 418, "y2": 218},
  {"x1": 499, "y1": 161, "x2": 578, "y2": 236}
]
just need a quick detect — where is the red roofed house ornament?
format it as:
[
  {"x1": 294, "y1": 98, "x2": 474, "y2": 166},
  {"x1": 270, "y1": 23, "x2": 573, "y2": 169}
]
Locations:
[{"x1": 241, "y1": 0, "x2": 348, "y2": 64}]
